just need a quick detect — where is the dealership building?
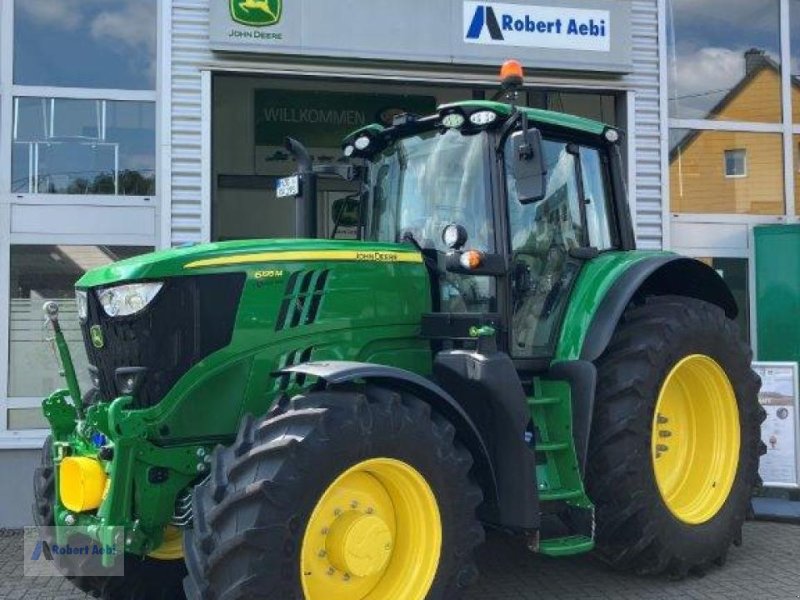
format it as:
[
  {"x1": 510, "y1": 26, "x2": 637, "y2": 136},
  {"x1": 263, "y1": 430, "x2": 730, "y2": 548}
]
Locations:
[{"x1": 0, "y1": 0, "x2": 798, "y2": 525}]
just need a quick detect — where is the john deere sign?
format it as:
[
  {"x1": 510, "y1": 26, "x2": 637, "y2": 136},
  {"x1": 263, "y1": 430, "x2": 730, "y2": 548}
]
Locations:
[
  {"x1": 230, "y1": 0, "x2": 282, "y2": 27},
  {"x1": 209, "y1": 0, "x2": 632, "y2": 74}
]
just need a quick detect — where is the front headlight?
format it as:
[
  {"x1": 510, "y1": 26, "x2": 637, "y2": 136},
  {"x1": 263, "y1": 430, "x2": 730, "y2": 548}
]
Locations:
[
  {"x1": 96, "y1": 282, "x2": 163, "y2": 317},
  {"x1": 75, "y1": 290, "x2": 88, "y2": 321}
]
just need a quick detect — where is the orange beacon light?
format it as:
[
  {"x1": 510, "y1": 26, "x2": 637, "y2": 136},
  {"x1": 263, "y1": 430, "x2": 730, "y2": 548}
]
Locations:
[{"x1": 501, "y1": 59, "x2": 524, "y2": 89}]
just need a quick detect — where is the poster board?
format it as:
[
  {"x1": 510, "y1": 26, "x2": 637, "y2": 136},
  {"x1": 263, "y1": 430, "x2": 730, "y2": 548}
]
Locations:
[{"x1": 753, "y1": 362, "x2": 800, "y2": 489}]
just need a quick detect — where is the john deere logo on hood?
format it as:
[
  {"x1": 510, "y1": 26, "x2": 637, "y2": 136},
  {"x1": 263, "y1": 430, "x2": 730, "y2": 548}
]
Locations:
[
  {"x1": 90, "y1": 325, "x2": 104, "y2": 349},
  {"x1": 231, "y1": 0, "x2": 282, "y2": 27}
]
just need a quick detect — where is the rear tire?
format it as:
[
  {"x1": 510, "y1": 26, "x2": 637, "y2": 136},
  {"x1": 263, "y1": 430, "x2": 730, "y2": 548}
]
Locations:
[
  {"x1": 32, "y1": 436, "x2": 187, "y2": 599},
  {"x1": 587, "y1": 296, "x2": 764, "y2": 577},
  {"x1": 184, "y1": 384, "x2": 484, "y2": 600}
]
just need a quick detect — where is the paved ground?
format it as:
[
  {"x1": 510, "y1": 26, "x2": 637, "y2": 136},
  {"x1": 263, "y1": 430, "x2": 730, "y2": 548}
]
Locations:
[{"x1": 1, "y1": 522, "x2": 798, "y2": 599}]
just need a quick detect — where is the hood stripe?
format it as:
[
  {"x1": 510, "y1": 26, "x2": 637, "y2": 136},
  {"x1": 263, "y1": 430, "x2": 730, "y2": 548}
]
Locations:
[{"x1": 184, "y1": 250, "x2": 423, "y2": 269}]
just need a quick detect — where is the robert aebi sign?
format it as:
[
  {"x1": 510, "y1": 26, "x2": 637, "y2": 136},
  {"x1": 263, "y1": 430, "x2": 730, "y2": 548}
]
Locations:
[
  {"x1": 209, "y1": 0, "x2": 631, "y2": 74},
  {"x1": 464, "y1": 2, "x2": 611, "y2": 52}
]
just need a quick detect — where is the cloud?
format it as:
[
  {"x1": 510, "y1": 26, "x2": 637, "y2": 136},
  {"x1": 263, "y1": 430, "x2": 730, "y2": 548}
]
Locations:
[
  {"x1": 669, "y1": 47, "x2": 745, "y2": 103},
  {"x1": 16, "y1": 0, "x2": 110, "y2": 31},
  {"x1": 90, "y1": 3, "x2": 158, "y2": 83},
  {"x1": 89, "y1": 4, "x2": 157, "y2": 54},
  {"x1": 17, "y1": 0, "x2": 83, "y2": 31},
  {"x1": 668, "y1": 46, "x2": 780, "y2": 117}
]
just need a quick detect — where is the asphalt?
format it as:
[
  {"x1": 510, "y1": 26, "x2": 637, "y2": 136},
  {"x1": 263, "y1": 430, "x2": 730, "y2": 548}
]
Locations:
[{"x1": 1, "y1": 521, "x2": 798, "y2": 599}]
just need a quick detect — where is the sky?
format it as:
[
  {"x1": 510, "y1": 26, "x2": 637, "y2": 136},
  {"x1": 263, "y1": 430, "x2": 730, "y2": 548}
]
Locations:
[{"x1": 13, "y1": 0, "x2": 157, "y2": 90}]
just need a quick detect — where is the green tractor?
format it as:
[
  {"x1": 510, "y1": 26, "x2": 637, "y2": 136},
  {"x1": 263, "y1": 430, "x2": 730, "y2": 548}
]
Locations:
[{"x1": 34, "y1": 63, "x2": 763, "y2": 600}]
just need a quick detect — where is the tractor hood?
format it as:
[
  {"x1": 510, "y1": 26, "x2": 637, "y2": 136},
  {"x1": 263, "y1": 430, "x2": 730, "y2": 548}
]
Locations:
[{"x1": 77, "y1": 239, "x2": 423, "y2": 288}]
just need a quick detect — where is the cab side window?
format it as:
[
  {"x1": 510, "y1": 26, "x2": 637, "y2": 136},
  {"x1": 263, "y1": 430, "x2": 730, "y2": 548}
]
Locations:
[
  {"x1": 506, "y1": 138, "x2": 584, "y2": 357},
  {"x1": 581, "y1": 147, "x2": 617, "y2": 250}
]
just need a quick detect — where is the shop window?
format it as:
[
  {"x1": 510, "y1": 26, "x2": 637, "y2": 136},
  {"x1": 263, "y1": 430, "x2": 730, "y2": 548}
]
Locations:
[
  {"x1": 724, "y1": 149, "x2": 747, "y2": 178},
  {"x1": 670, "y1": 129, "x2": 784, "y2": 214},
  {"x1": 667, "y1": 0, "x2": 781, "y2": 122},
  {"x1": 694, "y1": 257, "x2": 750, "y2": 343},
  {"x1": 11, "y1": 98, "x2": 156, "y2": 196},
  {"x1": 13, "y1": 0, "x2": 157, "y2": 90},
  {"x1": 7, "y1": 245, "x2": 151, "y2": 400}
]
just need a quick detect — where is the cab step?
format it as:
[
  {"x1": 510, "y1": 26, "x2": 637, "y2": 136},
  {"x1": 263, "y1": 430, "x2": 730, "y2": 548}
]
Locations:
[
  {"x1": 538, "y1": 535, "x2": 595, "y2": 557},
  {"x1": 535, "y1": 441, "x2": 570, "y2": 452},
  {"x1": 539, "y1": 488, "x2": 585, "y2": 502},
  {"x1": 527, "y1": 396, "x2": 562, "y2": 407}
]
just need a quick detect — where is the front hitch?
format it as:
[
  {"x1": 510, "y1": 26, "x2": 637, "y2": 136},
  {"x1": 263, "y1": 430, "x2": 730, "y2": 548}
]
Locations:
[{"x1": 43, "y1": 301, "x2": 84, "y2": 420}]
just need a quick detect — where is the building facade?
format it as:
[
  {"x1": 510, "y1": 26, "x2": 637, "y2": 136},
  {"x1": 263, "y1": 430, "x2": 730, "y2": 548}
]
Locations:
[{"x1": 0, "y1": 0, "x2": 796, "y2": 526}]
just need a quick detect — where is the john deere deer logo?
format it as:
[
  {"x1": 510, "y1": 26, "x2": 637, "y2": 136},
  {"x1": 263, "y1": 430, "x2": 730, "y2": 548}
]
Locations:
[
  {"x1": 231, "y1": 0, "x2": 282, "y2": 27},
  {"x1": 90, "y1": 325, "x2": 104, "y2": 349}
]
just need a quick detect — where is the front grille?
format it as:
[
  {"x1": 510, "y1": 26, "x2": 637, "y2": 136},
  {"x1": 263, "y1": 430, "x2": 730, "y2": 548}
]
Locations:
[{"x1": 82, "y1": 273, "x2": 245, "y2": 409}]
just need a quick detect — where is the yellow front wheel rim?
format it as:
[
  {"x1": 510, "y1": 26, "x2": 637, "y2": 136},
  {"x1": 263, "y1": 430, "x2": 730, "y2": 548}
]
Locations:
[
  {"x1": 148, "y1": 525, "x2": 184, "y2": 560},
  {"x1": 652, "y1": 354, "x2": 741, "y2": 525},
  {"x1": 301, "y1": 458, "x2": 442, "y2": 600}
]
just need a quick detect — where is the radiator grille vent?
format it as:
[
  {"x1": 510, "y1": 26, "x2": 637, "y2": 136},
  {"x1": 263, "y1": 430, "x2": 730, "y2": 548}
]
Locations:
[
  {"x1": 274, "y1": 347, "x2": 314, "y2": 392},
  {"x1": 275, "y1": 270, "x2": 329, "y2": 331}
]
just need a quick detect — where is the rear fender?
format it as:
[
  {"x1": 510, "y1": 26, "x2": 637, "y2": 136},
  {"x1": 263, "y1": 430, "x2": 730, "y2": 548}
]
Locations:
[{"x1": 580, "y1": 256, "x2": 737, "y2": 362}]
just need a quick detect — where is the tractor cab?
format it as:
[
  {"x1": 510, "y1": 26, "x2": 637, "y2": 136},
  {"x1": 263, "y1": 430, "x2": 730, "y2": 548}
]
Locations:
[
  {"x1": 334, "y1": 62, "x2": 634, "y2": 366},
  {"x1": 277, "y1": 61, "x2": 633, "y2": 364}
]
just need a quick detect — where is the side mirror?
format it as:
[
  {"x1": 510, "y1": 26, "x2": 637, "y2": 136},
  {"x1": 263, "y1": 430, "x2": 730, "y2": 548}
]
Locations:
[{"x1": 509, "y1": 128, "x2": 547, "y2": 205}]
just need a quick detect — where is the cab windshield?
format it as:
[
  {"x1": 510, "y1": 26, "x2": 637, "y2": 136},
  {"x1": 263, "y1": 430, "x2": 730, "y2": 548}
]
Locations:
[{"x1": 366, "y1": 129, "x2": 494, "y2": 253}]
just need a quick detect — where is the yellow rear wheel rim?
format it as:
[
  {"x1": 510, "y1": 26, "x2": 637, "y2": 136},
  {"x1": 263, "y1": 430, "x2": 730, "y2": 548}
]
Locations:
[
  {"x1": 652, "y1": 354, "x2": 741, "y2": 525},
  {"x1": 300, "y1": 458, "x2": 441, "y2": 600}
]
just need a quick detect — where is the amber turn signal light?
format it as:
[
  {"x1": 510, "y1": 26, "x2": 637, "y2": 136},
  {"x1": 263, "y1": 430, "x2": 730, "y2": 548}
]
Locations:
[{"x1": 460, "y1": 250, "x2": 484, "y2": 270}]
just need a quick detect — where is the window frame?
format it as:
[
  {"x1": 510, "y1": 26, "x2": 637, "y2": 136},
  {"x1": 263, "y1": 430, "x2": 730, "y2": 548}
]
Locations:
[
  {"x1": 664, "y1": 0, "x2": 796, "y2": 224},
  {"x1": 10, "y1": 94, "x2": 158, "y2": 199},
  {"x1": 5, "y1": 0, "x2": 160, "y2": 208},
  {"x1": 723, "y1": 148, "x2": 748, "y2": 179}
]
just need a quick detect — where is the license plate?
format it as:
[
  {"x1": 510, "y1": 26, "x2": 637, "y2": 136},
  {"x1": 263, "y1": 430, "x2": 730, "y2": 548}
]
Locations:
[{"x1": 276, "y1": 175, "x2": 300, "y2": 198}]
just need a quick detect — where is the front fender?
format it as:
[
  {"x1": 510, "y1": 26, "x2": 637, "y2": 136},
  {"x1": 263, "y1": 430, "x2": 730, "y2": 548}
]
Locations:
[{"x1": 279, "y1": 361, "x2": 500, "y2": 513}]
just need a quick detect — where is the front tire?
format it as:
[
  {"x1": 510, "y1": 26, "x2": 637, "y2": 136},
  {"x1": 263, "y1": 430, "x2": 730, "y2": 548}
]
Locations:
[
  {"x1": 184, "y1": 385, "x2": 484, "y2": 600},
  {"x1": 587, "y1": 296, "x2": 764, "y2": 577}
]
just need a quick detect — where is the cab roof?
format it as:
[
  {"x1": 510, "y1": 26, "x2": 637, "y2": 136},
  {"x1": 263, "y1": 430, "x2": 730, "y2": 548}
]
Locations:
[
  {"x1": 441, "y1": 100, "x2": 608, "y2": 136},
  {"x1": 344, "y1": 99, "x2": 609, "y2": 144}
]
